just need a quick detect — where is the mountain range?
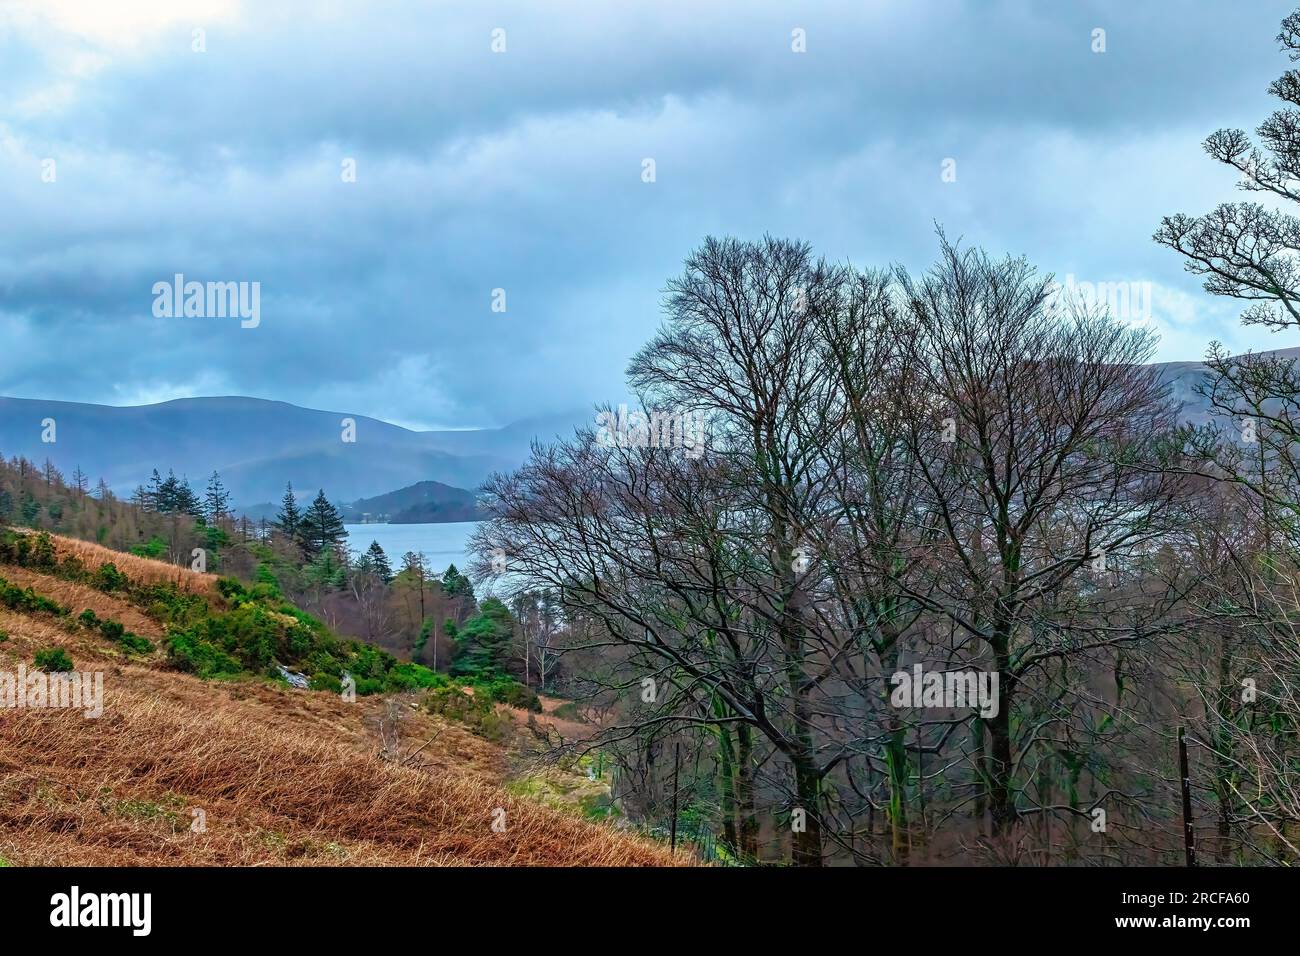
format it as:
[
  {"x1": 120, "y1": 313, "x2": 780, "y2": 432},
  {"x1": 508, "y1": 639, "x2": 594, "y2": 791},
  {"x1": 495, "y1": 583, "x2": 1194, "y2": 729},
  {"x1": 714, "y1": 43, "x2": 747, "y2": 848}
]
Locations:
[
  {"x1": 0, "y1": 396, "x2": 587, "y2": 508},
  {"x1": 1, "y1": 347, "x2": 1295, "y2": 513}
]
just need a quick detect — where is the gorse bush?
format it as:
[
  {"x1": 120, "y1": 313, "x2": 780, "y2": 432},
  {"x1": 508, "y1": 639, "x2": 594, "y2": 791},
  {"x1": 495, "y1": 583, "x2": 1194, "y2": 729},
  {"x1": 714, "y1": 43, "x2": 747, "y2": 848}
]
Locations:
[
  {"x1": 0, "y1": 575, "x2": 68, "y2": 617},
  {"x1": 76, "y1": 607, "x2": 154, "y2": 655},
  {"x1": 422, "y1": 684, "x2": 513, "y2": 742},
  {"x1": 471, "y1": 676, "x2": 541, "y2": 712},
  {"x1": 33, "y1": 647, "x2": 73, "y2": 672},
  {"x1": 166, "y1": 577, "x2": 440, "y2": 693}
]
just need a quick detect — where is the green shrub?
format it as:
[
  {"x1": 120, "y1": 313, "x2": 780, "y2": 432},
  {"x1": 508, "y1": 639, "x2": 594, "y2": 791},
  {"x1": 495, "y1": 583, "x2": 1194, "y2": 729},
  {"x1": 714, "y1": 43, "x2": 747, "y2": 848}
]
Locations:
[
  {"x1": 33, "y1": 647, "x2": 73, "y2": 672},
  {"x1": 552, "y1": 701, "x2": 585, "y2": 722},
  {"x1": 31, "y1": 532, "x2": 56, "y2": 569},
  {"x1": 475, "y1": 678, "x2": 542, "y2": 712},
  {"x1": 0, "y1": 577, "x2": 69, "y2": 616},
  {"x1": 93, "y1": 562, "x2": 129, "y2": 592},
  {"x1": 166, "y1": 632, "x2": 242, "y2": 678},
  {"x1": 383, "y1": 661, "x2": 444, "y2": 692},
  {"x1": 423, "y1": 684, "x2": 512, "y2": 741},
  {"x1": 115, "y1": 630, "x2": 154, "y2": 655},
  {"x1": 308, "y1": 672, "x2": 342, "y2": 693},
  {"x1": 128, "y1": 536, "x2": 167, "y2": 560}
]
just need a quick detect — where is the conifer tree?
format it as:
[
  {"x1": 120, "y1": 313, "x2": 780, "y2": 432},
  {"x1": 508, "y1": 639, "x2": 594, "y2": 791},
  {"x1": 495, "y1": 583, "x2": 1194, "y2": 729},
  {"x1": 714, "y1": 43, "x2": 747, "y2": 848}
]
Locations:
[
  {"x1": 204, "y1": 471, "x2": 231, "y2": 524},
  {"x1": 299, "y1": 489, "x2": 346, "y2": 560},
  {"x1": 275, "y1": 482, "x2": 302, "y2": 540},
  {"x1": 366, "y1": 540, "x2": 393, "y2": 583}
]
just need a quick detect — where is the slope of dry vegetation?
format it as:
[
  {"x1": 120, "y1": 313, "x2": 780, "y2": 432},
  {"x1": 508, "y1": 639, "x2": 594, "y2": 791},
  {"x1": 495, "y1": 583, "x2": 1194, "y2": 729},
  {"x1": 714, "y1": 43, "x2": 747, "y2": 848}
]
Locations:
[
  {"x1": 0, "y1": 554, "x2": 684, "y2": 867},
  {"x1": 46, "y1": 532, "x2": 221, "y2": 598}
]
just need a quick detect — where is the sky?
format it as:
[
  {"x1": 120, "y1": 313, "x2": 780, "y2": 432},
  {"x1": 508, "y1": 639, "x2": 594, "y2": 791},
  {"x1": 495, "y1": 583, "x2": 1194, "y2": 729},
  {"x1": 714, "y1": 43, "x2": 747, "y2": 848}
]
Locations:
[{"x1": 1, "y1": 0, "x2": 1297, "y2": 430}]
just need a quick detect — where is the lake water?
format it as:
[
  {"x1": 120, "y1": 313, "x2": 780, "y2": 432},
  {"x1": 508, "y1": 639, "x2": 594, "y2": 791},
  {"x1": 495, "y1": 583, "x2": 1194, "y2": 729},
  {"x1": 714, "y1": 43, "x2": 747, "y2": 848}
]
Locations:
[{"x1": 344, "y1": 521, "x2": 480, "y2": 577}]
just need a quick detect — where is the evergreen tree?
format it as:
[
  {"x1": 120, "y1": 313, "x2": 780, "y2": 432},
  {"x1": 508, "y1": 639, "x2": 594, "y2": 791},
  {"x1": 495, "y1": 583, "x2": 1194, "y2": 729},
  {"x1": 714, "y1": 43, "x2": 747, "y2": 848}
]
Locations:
[
  {"x1": 204, "y1": 471, "x2": 231, "y2": 524},
  {"x1": 366, "y1": 540, "x2": 393, "y2": 583},
  {"x1": 441, "y1": 563, "x2": 476, "y2": 602},
  {"x1": 175, "y1": 475, "x2": 203, "y2": 517},
  {"x1": 298, "y1": 489, "x2": 347, "y2": 560},
  {"x1": 155, "y1": 469, "x2": 181, "y2": 513},
  {"x1": 275, "y1": 482, "x2": 301, "y2": 540},
  {"x1": 129, "y1": 485, "x2": 150, "y2": 510},
  {"x1": 448, "y1": 598, "x2": 514, "y2": 680},
  {"x1": 146, "y1": 469, "x2": 164, "y2": 512},
  {"x1": 306, "y1": 545, "x2": 347, "y2": 589}
]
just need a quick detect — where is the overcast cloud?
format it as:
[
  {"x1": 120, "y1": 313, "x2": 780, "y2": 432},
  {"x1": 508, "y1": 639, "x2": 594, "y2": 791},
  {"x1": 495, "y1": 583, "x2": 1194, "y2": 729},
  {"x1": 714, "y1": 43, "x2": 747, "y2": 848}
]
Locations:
[{"x1": 0, "y1": 0, "x2": 1295, "y2": 428}]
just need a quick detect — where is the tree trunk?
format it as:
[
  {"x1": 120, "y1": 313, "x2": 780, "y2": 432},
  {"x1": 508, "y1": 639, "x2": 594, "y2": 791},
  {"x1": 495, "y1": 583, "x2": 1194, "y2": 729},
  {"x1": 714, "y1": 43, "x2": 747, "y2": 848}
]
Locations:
[
  {"x1": 791, "y1": 755, "x2": 824, "y2": 866},
  {"x1": 737, "y1": 723, "x2": 759, "y2": 860},
  {"x1": 717, "y1": 724, "x2": 739, "y2": 853}
]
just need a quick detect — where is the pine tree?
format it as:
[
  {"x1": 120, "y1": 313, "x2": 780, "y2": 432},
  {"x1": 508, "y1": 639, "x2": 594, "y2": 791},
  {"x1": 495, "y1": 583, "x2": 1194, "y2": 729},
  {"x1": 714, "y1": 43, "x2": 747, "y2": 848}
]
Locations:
[
  {"x1": 275, "y1": 482, "x2": 301, "y2": 540},
  {"x1": 204, "y1": 471, "x2": 231, "y2": 524},
  {"x1": 299, "y1": 489, "x2": 346, "y2": 561},
  {"x1": 442, "y1": 563, "x2": 476, "y2": 601},
  {"x1": 175, "y1": 475, "x2": 203, "y2": 517},
  {"x1": 366, "y1": 540, "x2": 393, "y2": 583},
  {"x1": 146, "y1": 469, "x2": 164, "y2": 512},
  {"x1": 129, "y1": 485, "x2": 150, "y2": 511},
  {"x1": 155, "y1": 469, "x2": 181, "y2": 513}
]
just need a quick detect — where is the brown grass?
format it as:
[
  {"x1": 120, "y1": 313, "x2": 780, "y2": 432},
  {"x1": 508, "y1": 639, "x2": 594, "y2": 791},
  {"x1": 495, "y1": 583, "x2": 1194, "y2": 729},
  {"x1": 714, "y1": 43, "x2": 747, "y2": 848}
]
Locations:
[
  {"x1": 0, "y1": 561, "x2": 687, "y2": 867},
  {"x1": 36, "y1": 531, "x2": 221, "y2": 599},
  {"x1": 0, "y1": 565, "x2": 165, "y2": 639}
]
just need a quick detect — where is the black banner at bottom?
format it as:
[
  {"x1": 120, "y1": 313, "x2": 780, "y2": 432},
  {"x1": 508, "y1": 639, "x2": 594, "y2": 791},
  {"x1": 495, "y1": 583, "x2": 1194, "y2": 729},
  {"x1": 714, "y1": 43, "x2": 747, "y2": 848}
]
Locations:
[{"x1": 0, "y1": 865, "x2": 1276, "y2": 941}]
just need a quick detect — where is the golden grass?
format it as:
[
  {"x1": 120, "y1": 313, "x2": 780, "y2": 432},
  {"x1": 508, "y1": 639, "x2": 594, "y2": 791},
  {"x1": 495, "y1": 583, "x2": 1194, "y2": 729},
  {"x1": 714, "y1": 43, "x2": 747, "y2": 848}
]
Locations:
[
  {"x1": 39, "y1": 532, "x2": 220, "y2": 598},
  {"x1": 0, "y1": 677, "x2": 685, "y2": 866},
  {"x1": 0, "y1": 565, "x2": 165, "y2": 639},
  {"x1": 0, "y1": 561, "x2": 688, "y2": 867}
]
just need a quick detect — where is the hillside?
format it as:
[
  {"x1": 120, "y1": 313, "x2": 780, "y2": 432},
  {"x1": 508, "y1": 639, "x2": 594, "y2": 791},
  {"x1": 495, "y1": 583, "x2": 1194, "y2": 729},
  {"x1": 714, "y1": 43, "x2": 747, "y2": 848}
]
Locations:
[
  {"x1": 0, "y1": 532, "x2": 684, "y2": 867},
  {"x1": 341, "y1": 480, "x2": 483, "y2": 524}
]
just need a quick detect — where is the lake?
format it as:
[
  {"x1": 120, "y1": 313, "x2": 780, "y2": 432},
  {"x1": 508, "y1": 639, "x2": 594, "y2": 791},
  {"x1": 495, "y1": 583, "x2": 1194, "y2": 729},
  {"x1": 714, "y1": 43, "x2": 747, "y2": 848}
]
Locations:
[{"x1": 344, "y1": 521, "x2": 480, "y2": 578}]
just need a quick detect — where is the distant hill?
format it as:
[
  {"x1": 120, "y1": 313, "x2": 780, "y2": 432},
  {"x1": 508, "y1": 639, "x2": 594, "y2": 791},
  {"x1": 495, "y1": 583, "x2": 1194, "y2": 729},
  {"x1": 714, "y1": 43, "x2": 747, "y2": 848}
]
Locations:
[
  {"x1": 8, "y1": 346, "x2": 1290, "y2": 516},
  {"x1": 1153, "y1": 345, "x2": 1300, "y2": 426},
  {"x1": 340, "y1": 480, "x2": 482, "y2": 524},
  {"x1": 0, "y1": 396, "x2": 587, "y2": 508}
]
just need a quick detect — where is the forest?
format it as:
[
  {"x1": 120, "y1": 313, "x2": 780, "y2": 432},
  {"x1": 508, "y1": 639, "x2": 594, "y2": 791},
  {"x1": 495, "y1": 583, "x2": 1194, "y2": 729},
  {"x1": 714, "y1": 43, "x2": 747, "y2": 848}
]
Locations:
[{"x1": 462, "y1": 12, "x2": 1300, "y2": 864}]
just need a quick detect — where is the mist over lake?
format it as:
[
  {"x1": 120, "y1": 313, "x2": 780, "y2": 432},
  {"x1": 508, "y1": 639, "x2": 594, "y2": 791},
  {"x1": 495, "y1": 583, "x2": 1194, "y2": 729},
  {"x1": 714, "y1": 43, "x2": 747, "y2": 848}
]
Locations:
[{"x1": 344, "y1": 521, "x2": 480, "y2": 579}]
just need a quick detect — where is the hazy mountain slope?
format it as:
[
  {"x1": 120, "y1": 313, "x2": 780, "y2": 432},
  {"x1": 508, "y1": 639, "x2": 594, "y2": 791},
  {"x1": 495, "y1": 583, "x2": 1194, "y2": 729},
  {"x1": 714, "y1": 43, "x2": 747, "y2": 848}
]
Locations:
[
  {"x1": 1154, "y1": 344, "x2": 1300, "y2": 427},
  {"x1": 6, "y1": 344, "x2": 1295, "y2": 516},
  {"x1": 0, "y1": 396, "x2": 518, "y2": 505}
]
